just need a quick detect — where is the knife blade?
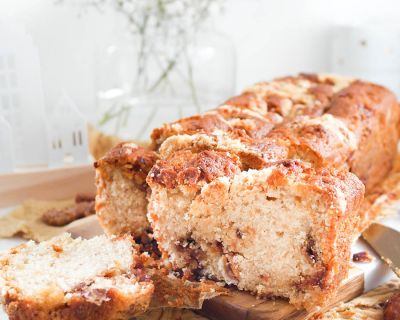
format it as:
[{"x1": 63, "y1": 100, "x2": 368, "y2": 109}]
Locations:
[{"x1": 362, "y1": 223, "x2": 400, "y2": 277}]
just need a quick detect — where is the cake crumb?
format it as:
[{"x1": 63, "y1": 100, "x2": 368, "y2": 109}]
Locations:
[
  {"x1": 352, "y1": 251, "x2": 373, "y2": 263},
  {"x1": 52, "y1": 244, "x2": 63, "y2": 253}
]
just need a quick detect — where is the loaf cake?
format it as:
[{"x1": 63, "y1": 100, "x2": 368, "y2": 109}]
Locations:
[
  {"x1": 0, "y1": 233, "x2": 154, "y2": 320},
  {"x1": 95, "y1": 74, "x2": 400, "y2": 310}
]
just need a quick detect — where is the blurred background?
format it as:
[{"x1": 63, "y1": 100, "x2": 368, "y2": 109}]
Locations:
[{"x1": 1, "y1": 0, "x2": 400, "y2": 172}]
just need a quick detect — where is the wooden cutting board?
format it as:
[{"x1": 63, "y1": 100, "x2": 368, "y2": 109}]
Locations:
[
  {"x1": 66, "y1": 216, "x2": 364, "y2": 320},
  {"x1": 200, "y1": 268, "x2": 363, "y2": 320}
]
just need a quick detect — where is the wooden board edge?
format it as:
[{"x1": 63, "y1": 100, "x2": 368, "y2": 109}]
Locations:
[
  {"x1": 199, "y1": 269, "x2": 364, "y2": 320},
  {"x1": 0, "y1": 164, "x2": 95, "y2": 207}
]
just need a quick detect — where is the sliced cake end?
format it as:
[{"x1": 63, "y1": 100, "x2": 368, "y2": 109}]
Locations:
[
  {"x1": 95, "y1": 142, "x2": 159, "y2": 236},
  {"x1": 0, "y1": 234, "x2": 154, "y2": 320}
]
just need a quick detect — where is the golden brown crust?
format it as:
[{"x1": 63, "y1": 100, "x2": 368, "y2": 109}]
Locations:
[
  {"x1": 151, "y1": 113, "x2": 231, "y2": 149},
  {"x1": 215, "y1": 106, "x2": 282, "y2": 139},
  {"x1": 151, "y1": 106, "x2": 282, "y2": 150},
  {"x1": 3, "y1": 286, "x2": 153, "y2": 320},
  {"x1": 150, "y1": 75, "x2": 399, "y2": 193},
  {"x1": 267, "y1": 118, "x2": 351, "y2": 170},
  {"x1": 224, "y1": 73, "x2": 345, "y2": 118},
  {"x1": 148, "y1": 150, "x2": 242, "y2": 189},
  {"x1": 327, "y1": 80, "x2": 400, "y2": 190},
  {"x1": 95, "y1": 142, "x2": 159, "y2": 190}
]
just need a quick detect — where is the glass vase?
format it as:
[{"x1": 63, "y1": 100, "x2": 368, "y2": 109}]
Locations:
[{"x1": 93, "y1": 27, "x2": 236, "y2": 140}]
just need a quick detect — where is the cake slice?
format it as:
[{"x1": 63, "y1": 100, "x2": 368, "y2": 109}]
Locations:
[
  {"x1": 95, "y1": 143, "x2": 159, "y2": 236},
  {"x1": 147, "y1": 157, "x2": 364, "y2": 310},
  {"x1": 0, "y1": 234, "x2": 154, "y2": 320}
]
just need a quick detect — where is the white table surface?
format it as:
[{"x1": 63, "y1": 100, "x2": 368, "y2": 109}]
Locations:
[{"x1": 0, "y1": 209, "x2": 398, "y2": 319}]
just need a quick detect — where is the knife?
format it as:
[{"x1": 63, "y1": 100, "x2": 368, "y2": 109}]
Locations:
[{"x1": 362, "y1": 223, "x2": 400, "y2": 277}]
